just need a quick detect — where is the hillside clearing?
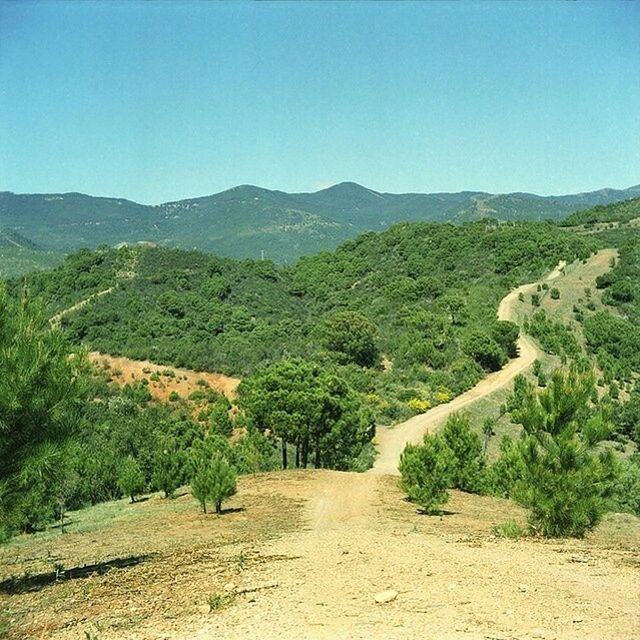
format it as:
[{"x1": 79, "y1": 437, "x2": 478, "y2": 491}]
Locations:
[{"x1": 88, "y1": 352, "x2": 240, "y2": 401}]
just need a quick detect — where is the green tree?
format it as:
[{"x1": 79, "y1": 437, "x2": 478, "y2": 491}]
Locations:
[
  {"x1": 322, "y1": 311, "x2": 379, "y2": 367},
  {"x1": 118, "y1": 456, "x2": 145, "y2": 503},
  {"x1": 152, "y1": 435, "x2": 183, "y2": 498},
  {"x1": 237, "y1": 359, "x2": 374, "y2": 470},
  {"x1": 399, "y1": 435, "x2": 453, "y2": 514},
  {"x1": 464, "y1": 330, "x2": 506, "y2": 372},
  {"x1": 208, "y1": 452, "x2": 237, "y2": 514},
  {"x1": 511, "y1": 369, "x2": 617, "y2": 537},
  {"x1": 189, "y1": 437, "x2": 236, "y2": 513},
  {"x1": 441, "y1": 413, "x2": 485, "y2": 493},
  {"x1": 492, "y1": 321, "x2": 519, "y2": 359},
  {"x1": 0, "y1": 286, "x2": 88, "y2": 537}
]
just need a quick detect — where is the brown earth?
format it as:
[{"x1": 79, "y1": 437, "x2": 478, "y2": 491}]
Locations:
[{"x1": 88, "y1": 352, "x2": 240, "y2": 401}]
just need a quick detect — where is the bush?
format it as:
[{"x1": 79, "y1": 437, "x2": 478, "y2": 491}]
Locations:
[
  {"x1": 612, "y1": 455, "x2": 640, "y2": 516},
  {"x1": 549, "y1": 288, "x2": 560, "y2": 300},
  {"x1": 321, "y1": 310, "x2": 379, "y2": 367},
  {"x1": 189, "y1": 437, "x2": 237, "y2": 513},
  {"x1": 118, "y1": 456, "x2": 145, "y2": 503},
  {"x1": 492, "y1": 519, "x2": 524, "y2": 539},
  {"x1": 511, "y1": 369, "x2": 617, "y2": 537},
  {"x1": 152, "y1": 435, "x2": 183, "y2": 498},
  {"x1": 440, "y1": 413, "x2": 485, "y2": 493},
  {"x1": 399, "y1": 435, "x2": 453, "y2": 514}
]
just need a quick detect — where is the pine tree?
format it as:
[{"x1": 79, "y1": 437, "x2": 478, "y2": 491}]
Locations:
[
  {"x1": 399, "y1": 435, "x2": 453, "y2": 514},
  {"x1": 512, "y1": 368, "x2": 617, "y2": 537},
  {"x1": 441, "y1": 413, "x2": 485, "y2": 493},
  {"x1": 189, "y1": 437, "x2": 237, "y2": 514},
  {"x1": 152, "y1": 435, "x2": 182, "y2": 498},
  {"x1": 0, "y1": 286, "x2": 88, "y2": 537},
  {"x1": 118, "y1": 456, "x2": 145, "y2": 503}
]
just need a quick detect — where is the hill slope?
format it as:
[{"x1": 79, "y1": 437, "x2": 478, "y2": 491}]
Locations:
[
  {"x1": 2, "y1": 183, "x2": 637, "y2": 262},
  {"x1": 0, "y1": 226, "x2": 64, "y2": 277}
]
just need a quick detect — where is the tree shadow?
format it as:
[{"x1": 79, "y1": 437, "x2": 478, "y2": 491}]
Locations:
[
  {"x1": 0, "y1": 553, "x2": 156, "y2": 595},
  {"x1": 217, "y1": 506, "x2": 246, "y2": 515}
]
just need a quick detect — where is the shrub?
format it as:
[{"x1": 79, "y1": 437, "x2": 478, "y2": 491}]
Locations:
[
  {"x1": 612, "y1": 455, "x2": 640, "y2": 516},
  {"x1": 189, "y1": 437, "x2": 237, "y2": 513},
  {"x1": 168, "y1": 390, "x2": 180, "y2": 402},
  {"x1": 511, "y1": 369, "x2": 617, "y2": 537},
  {"x1": 492, "y1": 519, "x2": 524, "y2": 539},
  {"x1": 440, "y1": 413, "x2": 485, "y2": 493},
  {"x1": 399, "y1": 435, "x2": 453, "y2": 514},
  {"x1": 321, "y1": 310, "x2": 379, "y2": 367},
  {"x1": 152, "y1": 435, "x2": 183, "y2": 498},
  {"x1": 407, "y1": 398, "x2": 431, "y2": 413},
  {"x1": 485, "y1": 436, "x2": 526, "y2": 498},
  {"x1": 118, "y1": 456, "x2": 145, "y2": 503},
  {"x1": 549, "y1": 288, "x2": 560, "y2": 300}
]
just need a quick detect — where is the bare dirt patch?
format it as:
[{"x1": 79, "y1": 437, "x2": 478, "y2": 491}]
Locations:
[{"x1": 89, "y1": 352, "x2": 240, "y2": 401}]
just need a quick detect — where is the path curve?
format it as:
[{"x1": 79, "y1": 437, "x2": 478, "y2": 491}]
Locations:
[{"x1": 369, "y1": 261, "x2": 566, "y2": 476}]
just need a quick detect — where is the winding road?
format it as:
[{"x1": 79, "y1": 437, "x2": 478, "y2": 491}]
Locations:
[{"x1": 370, "y1": 260, "x2": 566, "y2": 475}]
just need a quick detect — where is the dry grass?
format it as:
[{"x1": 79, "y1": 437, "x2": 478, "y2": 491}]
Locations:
[{"x1": 0, "y1": 473, "x2": 305, "y2": 640}]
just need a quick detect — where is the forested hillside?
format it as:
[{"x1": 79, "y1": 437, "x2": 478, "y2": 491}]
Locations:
[
  {"x1": 17, "y1": 221, "x2": 598, "y2": 423},
  {"x1": 2, "y1": 183, "x2": 636, "y2": 263},
  {"x1": 0, "y1": 227, "x2": 64, "y2": 277},
  {"x1": 561, "y1": 196, "x2": 640, "y2": 227}
]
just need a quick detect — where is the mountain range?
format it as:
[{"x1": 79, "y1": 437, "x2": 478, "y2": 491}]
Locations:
[{"x1": 1, "y1": 182, "x2": 639, "y2": 262}]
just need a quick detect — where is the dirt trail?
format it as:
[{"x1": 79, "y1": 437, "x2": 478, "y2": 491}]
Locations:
[
  {"x1": 371, "y1": 261, "x2": 566, "y2": 475},
  {"x1": 50, "y1": 287, "x2": 115, "y2": 327}
]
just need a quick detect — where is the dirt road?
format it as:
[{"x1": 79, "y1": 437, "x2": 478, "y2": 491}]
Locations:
[{"x1": 371, "y1": 261, "x2": 566, "y2": 475}]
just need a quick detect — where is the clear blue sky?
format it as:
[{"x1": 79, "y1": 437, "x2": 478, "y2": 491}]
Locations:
[{"x1": 1, "y1": 0, "x2": 639, "y2": 204}]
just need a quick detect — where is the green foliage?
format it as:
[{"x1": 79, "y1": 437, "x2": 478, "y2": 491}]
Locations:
[
  {"x1": 189, "y1": 437, "x2": 237, "y2": 514},
  {"x1": 485, "y1": 436, "x2": 527, "y2": 498},
  {"x1": 526, "y1": 310, "x2": 580, "y2": 358},
  {"x1": 237, "y1": 359, "x2": 374, "y2": 471},
  {"x1": 440, "y1": 413, "x2": 485, "y2": 493},
  {"x1": 0, "y1": 286, "x2": 88, "y2": 537},
  {"x1": 152, "y1": 435, "x2": 183, "y2": 498},
  {"x1": 464, "y1": 330, "x2": 506, "y2": 372},
  {"x1": 17, "y1": 222, "x2": 597, "y2": 414},
  {"x1": 231, "y1": 428, "x2": 278, "y2": 474},
  {"x1": 561, "y1": 196, "x2": 640, "y2": 227},
  {"x1": 399, "y1": 435, "x2": 454, "y2": 514},
  {"x1": 510, "y1": 369, "x2": 617, "y2": 537},
  {"x1": 611, "y1": 455, "x2": 640, "y2": 517},
  {"x1": 549, "y1": 287, "x2": 560, "y2": 300},
  {"x1": 321, "y1": 310, "x2": 379, "y2": 367},
  {"x1": 118, "y1": 456, "x2": 145, "y2": 503},
  {"x1": 492, "y1": 519, "x2": 524, "y2": 539}
]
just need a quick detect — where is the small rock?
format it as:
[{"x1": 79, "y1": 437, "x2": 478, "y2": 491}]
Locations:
[
  {"x1": 223, "y1": 582, "x2": 237, "y2": 593},
  {"x1": 519, "y1": 584, "x2": 529, "y2": 593},
  {"x1": 197, "y1": 604, "x2": 211, "y2": 615},
  {"x1": 530, "y1": 628, "x2": 548, "y2": 639},
  {"x1": 573, "y1": 617, "x2": 584, "y2": 624},
  {"x1": 374, "y1": 589, "x2": 398, "y2": 604}
]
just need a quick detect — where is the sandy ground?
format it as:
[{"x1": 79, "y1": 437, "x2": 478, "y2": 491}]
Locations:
[{"x1": 89, "y1": 352, "x2": 240, "y2": 400}]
